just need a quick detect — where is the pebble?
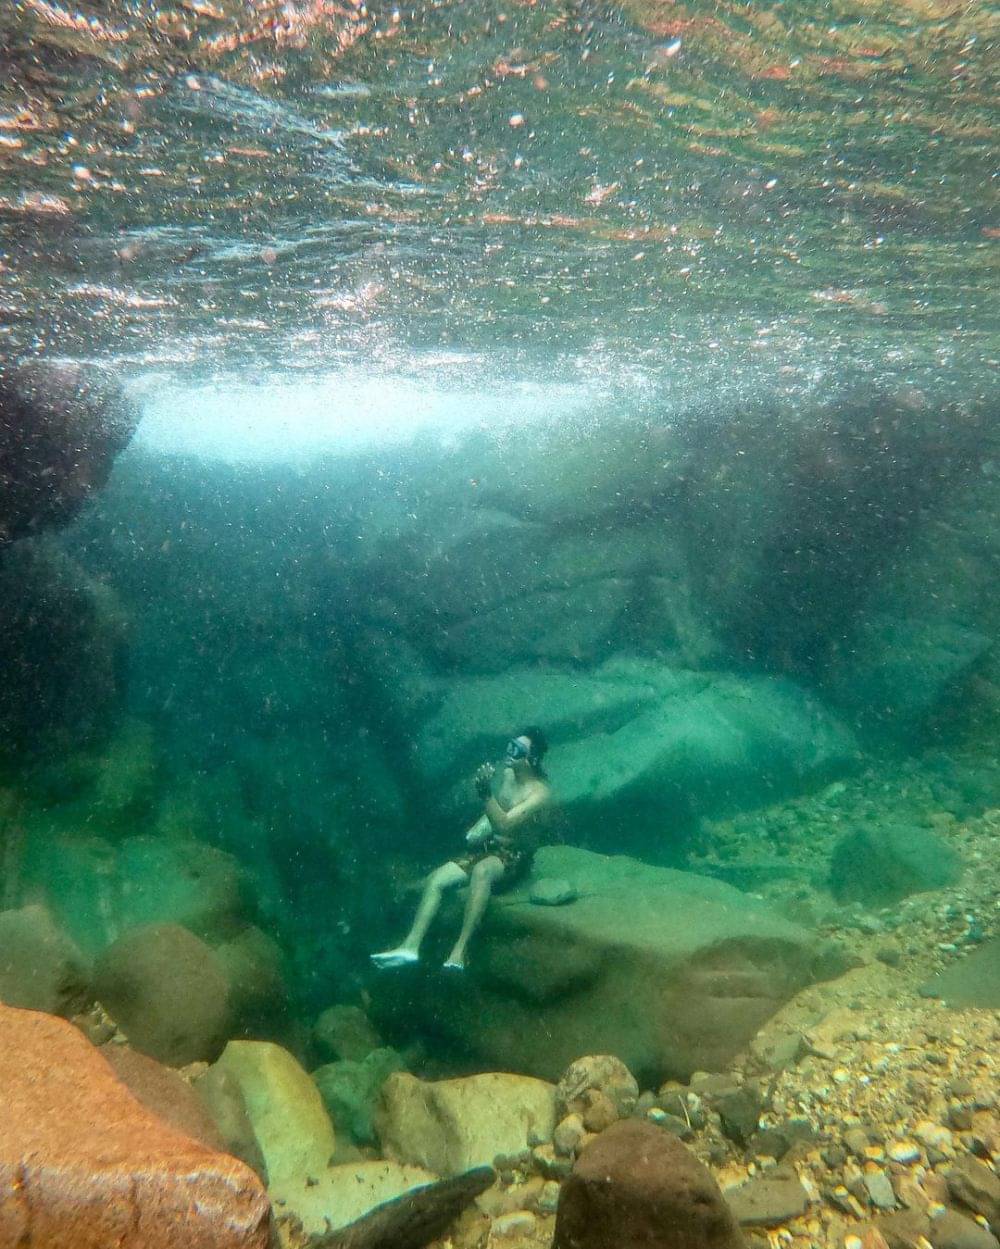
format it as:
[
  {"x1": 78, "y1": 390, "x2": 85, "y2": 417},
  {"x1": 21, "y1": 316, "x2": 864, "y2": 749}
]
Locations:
[
  {"x1": 915, "y1": 1121, "x2": 955, "y2": 1153},
  {"x1": 537, "y1": 1180, "x2": 561, "y2": 1214},
  {"x1": 491, "y1": 1211, "x2": 537, "y2": 1238},
  {"x1": 553, "y1": 1114, "x2": 585, "y2": 1158},
  {"x1": 863, "y1": 1171, "x2": 897, "y2": 1210},
  {"x1": 888, "y1": 1140, "x2": 922, "y2": 1164}
]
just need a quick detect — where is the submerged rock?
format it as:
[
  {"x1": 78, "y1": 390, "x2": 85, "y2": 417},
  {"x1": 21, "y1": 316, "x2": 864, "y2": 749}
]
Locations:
[
  {"x1": 313, "y1": 1003, "x2": 384, "y2": 1063},
  {"x1": 273, "y1": 1160, "x2": 492, "y2": 1248},
  {"x1": 94, "y1": 922, "x2": 232, "y2": 1066},
  {"x1": 103, "y1": 1045, "x2": 229, "y2": 1154},
  {"x1": 206, "y1": 1040, "x2": 336, "y2": 1189},
  {"x1": 0, "y1": 1001, "x2": 270, "y2": 1248},
  {"x1": 0, "y1": 540, "x2": 128, "y2": 761},
  {"x1": 725, "y1": 1171, "x2": 811, "y2": 1227},
  {"x1": 0, "y1": 360, "x2": 138, "y2": 546},
  {"x1": 530, "y1": 877, "x2": 578, "y2": 906},
  {"x1": 920, "y1": 937, "x2": 1000, "y2": 1009},
  {"x1": 553, "y1": 1118, "x2": 746, "y2": 1249},
  {"x1": 829, "y1": 824, "x2": 961, "y2": 907},
  {"x1": 556, "y1": 1054, "x2": 639, "y2": 1121},
  {"x1": 416, "y1": 661, "x2": 857, "y2": 852},
  {"x1": 375, "y1": 846, "x2": 822, "y2": 1084},
  {"x1": 0, "y1": 902, "x2": 92, "y2": 1017},
  {"x1": 313, "y1": 1047, "x2": 405, "y2": 1146},
  {"x1": 377, "y1": 1071, "x2": 557, "y2": 1176}
]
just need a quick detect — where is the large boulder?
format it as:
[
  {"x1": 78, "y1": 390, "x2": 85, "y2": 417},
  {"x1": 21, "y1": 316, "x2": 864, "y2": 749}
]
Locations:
[
  {"x1": 374, "y1": 846, "x2": 822, "y2": 1084},
  {"x1": 0, "y1": 1001, "x2": 270, "y2": 1248},
  {"x1": 414, "y1": 661, "x2": 858, "y2": 853},
  {"x1": 0, "y1": 360, "x2": 138, "y2": 546},
  {"x1": 0, "y1": 902, "x2": 91, "y2": 1017},
  {"x1": 829, "y1": 824, "x2": 962, "y2": 907},
  {"x1": 102, "y1": 1045, "x2": 229, "y2": 1153},
  {"x1": 205, "y1": 1041, "x2": 336, "y2": 1188},
  {"x1": 16, "y1": 829, "x2": 256, "y2": 959},
  {"x1": 377, "y1": 1071, "x2": 557, "y2": 1176},
  {"x1": 93, "y1": 923, "x2": 232, "y2": 1066},
  {"x1": 553, "y1": 1118, "x2": 746, "y2": 1249}
]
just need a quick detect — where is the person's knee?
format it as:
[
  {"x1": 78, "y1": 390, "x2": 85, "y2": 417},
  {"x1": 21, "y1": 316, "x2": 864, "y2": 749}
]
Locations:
[
  {"x1": 430, "y1": 863, "x2": 465, "y2": 890},
  {"x1": 470, "y1": 859, "x2": 502, "y2": 886}
]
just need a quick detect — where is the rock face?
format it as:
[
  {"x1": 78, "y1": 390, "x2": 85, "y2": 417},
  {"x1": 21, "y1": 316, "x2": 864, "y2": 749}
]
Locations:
[
  {"x1": 19, "y1": 830, "x2": 254, "y2": 959},
  {"x1": 0, "y1": 360, "x2": 138, "y2": 545},
  {"x1": 93, "y1": 922, "x2": 233, "y2": 1065},
  {"x1": 375, "y1": 846, "x2": 821, "y2": 1084},
  {"x1": 552, "y1": 1118, "x2": 746, "y2": 1249},
  {"x1": 414, "y1": 662, "x2": 857, "y2": 853},
  {"x1": 0, "y1": 1001, "x2": 270, "y2": 1248},
  {"x1": 0, "y1": 902, "x2": 92, "y2": 1017},
  {"x1": 377, "y1": 1071, "x2": 557, "y2": 1176},
  {"x1": 0, "y1": 539, "x2": 127, "y2": 759},
  {"x1": 829, "y1": 824, "x2": 962, "y2": 907}
]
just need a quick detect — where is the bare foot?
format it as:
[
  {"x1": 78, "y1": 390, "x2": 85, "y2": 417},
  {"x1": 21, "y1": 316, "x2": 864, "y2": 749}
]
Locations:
[
  {"x1": 442, "y1": 957, "x2": 465, "y2": 972},
  {"x1": 371, "y1": 948, "x2": 419, "y2": 969}
]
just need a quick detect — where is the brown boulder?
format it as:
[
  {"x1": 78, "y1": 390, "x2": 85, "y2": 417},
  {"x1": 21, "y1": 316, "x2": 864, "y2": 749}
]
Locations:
[
  {"x1": 0, "y1": 902, "x2": 92, "y2": 1017},
  {"x1": 0, "y1": 1001, "x2": 270, "y2": 1248},
  {"x1": 102, "y1": 1045, "x2": 228, "y2": 1153},
  {"x1": 94, "y1": 923, "x2": 232, "y2": 1066},
  {"x1": 553, "y1": 1118, "x2": 746, "y2": 1249}
]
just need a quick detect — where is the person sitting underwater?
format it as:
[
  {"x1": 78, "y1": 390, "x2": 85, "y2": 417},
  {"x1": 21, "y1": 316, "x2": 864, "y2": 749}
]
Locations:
[{"x1": 371, "y1": 727, "x2": 551, "y2": 972}]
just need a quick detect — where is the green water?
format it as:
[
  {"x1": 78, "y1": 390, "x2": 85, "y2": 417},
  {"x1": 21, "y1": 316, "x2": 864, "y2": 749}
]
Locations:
[{"x1": 0, "y1": 0, "x2": 999, "y2": 1239}]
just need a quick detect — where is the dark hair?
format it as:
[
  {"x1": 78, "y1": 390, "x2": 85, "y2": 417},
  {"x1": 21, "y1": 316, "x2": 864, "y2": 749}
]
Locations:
[{"x1": 520, "y1": 726, "x2": 549, "y2": 775}]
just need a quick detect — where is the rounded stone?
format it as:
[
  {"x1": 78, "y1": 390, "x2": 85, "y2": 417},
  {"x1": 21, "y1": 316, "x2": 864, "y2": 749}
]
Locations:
[
  {"x1": 553, "y1": 1118, "x2": 746, "y2": 1249},
  {"x1": 94, "y1": 923, "x2": 232, "y2": 1067}
]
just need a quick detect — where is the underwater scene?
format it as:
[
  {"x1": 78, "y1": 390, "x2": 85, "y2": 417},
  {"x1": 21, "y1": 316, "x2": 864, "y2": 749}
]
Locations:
[{"x1": 1, "y1": 0, "x2": 999, "y2": 1246}]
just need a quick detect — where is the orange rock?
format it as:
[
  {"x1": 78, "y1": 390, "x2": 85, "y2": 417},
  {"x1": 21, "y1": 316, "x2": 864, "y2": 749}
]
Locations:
[{"x1": 0, "y1": 1003, "x2": 270, "y2": 1248}]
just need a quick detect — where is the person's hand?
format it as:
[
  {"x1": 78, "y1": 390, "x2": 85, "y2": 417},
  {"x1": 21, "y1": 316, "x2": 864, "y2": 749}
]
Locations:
[{"x1": 474, "y1": 762, "x2": 495, "y2": 799}]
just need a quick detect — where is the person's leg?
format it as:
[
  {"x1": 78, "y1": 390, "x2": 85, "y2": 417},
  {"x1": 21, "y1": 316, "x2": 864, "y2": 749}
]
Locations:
[
  {"x1": 371, "y1": 861, "x2": 468, "y2": 968},
  {"x1": 444, "y1": 857, "x2": 504, "y2": 970}
]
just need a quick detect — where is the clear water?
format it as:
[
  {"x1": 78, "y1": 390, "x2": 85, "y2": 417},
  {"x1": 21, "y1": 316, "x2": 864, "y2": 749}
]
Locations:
[{"x1": 1, "y1": 0, "x2": 999, "y2": 1241}]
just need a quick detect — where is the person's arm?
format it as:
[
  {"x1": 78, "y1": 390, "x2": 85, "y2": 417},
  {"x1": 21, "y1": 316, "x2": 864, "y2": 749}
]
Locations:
[
  {"x1": 483, "y1": 787, "x2": 549, "y2": 837},
  {"x1": 464, "y1": 813, "x2": 492, "y2": 845}
]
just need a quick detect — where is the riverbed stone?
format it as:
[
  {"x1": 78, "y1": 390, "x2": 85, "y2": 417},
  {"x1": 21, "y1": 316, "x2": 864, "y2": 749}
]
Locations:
[
  {"x1": 207, "y1": 1040, "x2": 336, "y2": 1188},
  {"x1": 94, "y1": 922, "x2": 232, "y2": 1065},
  {"x1": 271, "y1": 1160, "x2": 493, "y2": 1247},
  {"x1": 0, "y1": 902, "x2": 92, "y2": 1017},
  {"x1": 377, "y1": 1071, "x2": 557, "y2": 1176},
  {"x1": 375, "y1": 845, "x2": 821, "y2": 1084},
  {"x1": 553, "y1": 1118, "x2": 746, "y2": 1249},
  {"x1": 920, "y1": 938, "x2": 1000, "y2": 1010},
  {"x1": 829, "y1": 823, "x2": 961, "y2": 907},
  {"x1": 0, "y1": 1001, "x2": 270, "y2": 1248}
]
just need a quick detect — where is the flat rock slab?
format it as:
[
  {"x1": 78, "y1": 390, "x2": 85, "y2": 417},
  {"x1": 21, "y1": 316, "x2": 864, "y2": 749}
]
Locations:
[
  {"x1": 725, "y1": 1173, "x2": 810, "y2": 1227},
  {"x1": 920, "y1": 938, "x2": 1000, "y2": 1009},
  {"x1": 377, "y1": 845, "x2": 820, "y2": 1084},
  {"x1": 0, "y1": 1002, "x2": 270, "y2": 1248},
  {"x1": 285, "y1": 1164, "x2": 494, "y2": 1248}
]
